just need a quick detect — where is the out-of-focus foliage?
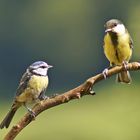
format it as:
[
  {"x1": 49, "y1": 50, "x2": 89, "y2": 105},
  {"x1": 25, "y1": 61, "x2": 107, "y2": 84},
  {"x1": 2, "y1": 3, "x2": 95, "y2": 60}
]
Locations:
[
  {"x1": 0, "y1": 0, "x2": 140, "y2": 139},
  {"x1": 0, "y1": 0, "x2": 139, "y2": 97}
]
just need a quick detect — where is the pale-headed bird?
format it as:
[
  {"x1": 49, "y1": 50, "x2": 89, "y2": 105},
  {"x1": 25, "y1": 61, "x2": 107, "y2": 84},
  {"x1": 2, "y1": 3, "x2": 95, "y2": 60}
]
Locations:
[{"x1": 0, "y1": 61, "x2": 53, "y2": 129}]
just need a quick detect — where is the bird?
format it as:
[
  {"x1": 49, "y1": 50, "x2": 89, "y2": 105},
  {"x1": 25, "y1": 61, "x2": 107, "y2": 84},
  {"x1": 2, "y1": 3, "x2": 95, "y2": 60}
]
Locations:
[
  {"x1": 0, "y1": 61, "x2": 53, "y2": 129},
  {"x1": 103, "y1": 19, "x2": 133, "y2": 83}
]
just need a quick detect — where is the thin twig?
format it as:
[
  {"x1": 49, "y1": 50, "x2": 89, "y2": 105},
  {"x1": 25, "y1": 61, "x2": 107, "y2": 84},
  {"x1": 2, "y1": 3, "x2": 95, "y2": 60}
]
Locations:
[{"x1": 3, "y1": 62, "x2": 140, "y2": 140}]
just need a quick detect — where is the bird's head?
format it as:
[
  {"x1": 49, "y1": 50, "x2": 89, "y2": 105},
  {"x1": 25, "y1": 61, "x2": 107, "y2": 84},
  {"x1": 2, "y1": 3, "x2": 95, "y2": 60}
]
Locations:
[
  {"x1": 104, "y1": 19, "x2": 126, "y2": 35},
  {"x1": 28, "y1": 61, "x2": 53, "y2": 76}
]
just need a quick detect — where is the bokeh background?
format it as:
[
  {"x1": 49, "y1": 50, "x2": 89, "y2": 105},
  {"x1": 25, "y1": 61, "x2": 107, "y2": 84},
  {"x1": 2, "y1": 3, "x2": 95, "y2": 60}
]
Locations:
[{"x1": 0, "y1": 0, "x2": 140, "y2": 139}]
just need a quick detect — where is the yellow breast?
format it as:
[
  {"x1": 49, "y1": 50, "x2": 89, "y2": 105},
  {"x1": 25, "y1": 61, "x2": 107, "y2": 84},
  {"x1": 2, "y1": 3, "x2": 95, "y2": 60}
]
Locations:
[
  {"x1": 28, "y1": 75, "x2": 49, "y2": 93},
  {"x1": 104, "y1": 33, "x2": 132, "y2": 65},
  {"x1": 16, "y1": 75, "x2": 49, "y2": 103}
]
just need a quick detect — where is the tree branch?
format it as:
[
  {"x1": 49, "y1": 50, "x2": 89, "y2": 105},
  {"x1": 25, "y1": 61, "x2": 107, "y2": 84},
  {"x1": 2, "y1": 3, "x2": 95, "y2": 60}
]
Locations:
[{"x1": 3, "y1": 62, "x2": 140, "y2": 140}]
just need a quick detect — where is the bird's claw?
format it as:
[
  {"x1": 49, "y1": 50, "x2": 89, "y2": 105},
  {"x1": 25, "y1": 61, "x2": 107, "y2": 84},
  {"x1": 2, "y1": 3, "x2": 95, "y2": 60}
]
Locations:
[
  {"x1": 102, "y1": 68, "x2": 109, "y2": 79},
  {"x1": 122, "y1": 61, "x2": 128, "y2": 71},
  {"x1": 43, "y1": 96, "x2": 49, "y2": 100},
  {"x1": 28, "y1": 108, "x2": 36, "y2": 118}
]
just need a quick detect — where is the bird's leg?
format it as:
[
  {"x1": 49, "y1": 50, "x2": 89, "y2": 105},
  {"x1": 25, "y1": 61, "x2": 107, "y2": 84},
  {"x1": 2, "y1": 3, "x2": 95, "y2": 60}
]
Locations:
[
  {"x1": 42, "y1": 96, "x2": 49, "y2": 100},
  {"x1": 38, "y1": 91, "x2": 49, "y2": 101},
  {"x1": 40, "y1": 93, "x2": 59, "y2": 100},
  {"x1": 102, "y1": 65, "x2": 114, "y2": 79},
  {"x1": 38, "y1": 94, "x2": 49, "y2": 100},
  {"x1": 23, "y1": 103, "x2": 35, "y2": 118}
]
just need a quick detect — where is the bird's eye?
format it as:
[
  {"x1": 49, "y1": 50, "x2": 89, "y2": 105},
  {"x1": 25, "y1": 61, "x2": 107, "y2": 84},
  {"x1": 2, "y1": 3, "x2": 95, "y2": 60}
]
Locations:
[
  {"x1": 114, "y1": 23, "x2": 117, "y2": 26},
  {"x1": 40, "y1": 66, "x2": 46, "y2": 68}
]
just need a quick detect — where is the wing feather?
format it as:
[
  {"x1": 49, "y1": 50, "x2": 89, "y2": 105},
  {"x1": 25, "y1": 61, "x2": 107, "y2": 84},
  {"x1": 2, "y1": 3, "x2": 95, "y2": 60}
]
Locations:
[{"x1": 16, "y1": 72, "x2": 31, "y2": 96}]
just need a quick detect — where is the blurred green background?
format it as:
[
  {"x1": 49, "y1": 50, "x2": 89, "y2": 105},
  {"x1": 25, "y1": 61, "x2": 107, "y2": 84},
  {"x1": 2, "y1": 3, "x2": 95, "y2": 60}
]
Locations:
[{"x1": 0, "y1": 0, "x2": 140, "y2": 139}]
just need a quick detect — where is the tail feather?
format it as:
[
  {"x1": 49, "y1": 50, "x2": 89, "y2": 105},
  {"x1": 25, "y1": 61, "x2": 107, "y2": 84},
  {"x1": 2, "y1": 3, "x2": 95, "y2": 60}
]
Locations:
[
  {"x1": 116, "y1": 70, "x2": 131, "y2": 84},
  {"x1": 0, "y1": 107, "x2": 18, "y2": 129}
]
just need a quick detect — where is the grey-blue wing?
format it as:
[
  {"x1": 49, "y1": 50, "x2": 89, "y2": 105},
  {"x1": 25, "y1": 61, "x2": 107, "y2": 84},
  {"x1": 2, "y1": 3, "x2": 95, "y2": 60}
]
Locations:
[{"x1": 16, "y1": 72, "x2": 31, "y2": 96}]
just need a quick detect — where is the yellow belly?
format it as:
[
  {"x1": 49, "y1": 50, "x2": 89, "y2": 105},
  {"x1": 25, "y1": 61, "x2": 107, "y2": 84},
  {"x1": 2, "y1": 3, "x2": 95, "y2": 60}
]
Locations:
[
  {"x1": 104, "y1": 33, "x2": 132, "y2": 65},
  {"x1": 16, "y1": 75, "x2": 49, "y2": 103}
]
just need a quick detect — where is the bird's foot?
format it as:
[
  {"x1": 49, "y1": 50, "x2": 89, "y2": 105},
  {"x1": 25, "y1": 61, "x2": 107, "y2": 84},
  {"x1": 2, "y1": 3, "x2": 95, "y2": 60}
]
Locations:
[
  {"x1": 28, "y1": 108, "x2": 36, "y2": 118},
  {"x1": 122, "y1": 61, "x2": 129, "y2": 71},
  {"x1": 42, "y1": 96, "x2": 49, "y2": 100},
  {"x1": 38, "y1": 94, "x2": 49, "y2": 101},
  {"x1": 102, "y1": 68, "x2": 109, "y2": 79}
]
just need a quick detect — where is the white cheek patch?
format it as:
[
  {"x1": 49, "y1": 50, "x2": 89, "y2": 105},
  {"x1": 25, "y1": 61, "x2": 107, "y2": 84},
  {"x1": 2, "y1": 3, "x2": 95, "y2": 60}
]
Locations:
[
  {"x1": 113, "y1": 24, "x2": 126, "y2": 35},
  {"x1": 33, "y1": 68, "x2": 47, "y2": 76}
]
